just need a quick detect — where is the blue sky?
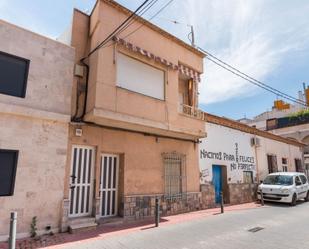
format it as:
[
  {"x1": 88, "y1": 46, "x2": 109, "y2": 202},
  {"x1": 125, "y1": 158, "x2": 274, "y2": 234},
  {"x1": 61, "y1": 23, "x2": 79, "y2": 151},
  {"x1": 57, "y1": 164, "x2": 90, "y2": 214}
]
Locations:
[{"x1": 1, "y1": 0, "x2": 309, "y2": 119}]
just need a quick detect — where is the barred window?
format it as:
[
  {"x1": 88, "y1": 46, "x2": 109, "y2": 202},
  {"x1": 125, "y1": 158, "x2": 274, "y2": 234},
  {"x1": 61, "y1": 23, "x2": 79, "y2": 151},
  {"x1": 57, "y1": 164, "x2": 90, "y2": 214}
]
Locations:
[
  {"x1": 295, "y1": 159, "x2": 303, "y2": 172},
  {"x1": 282, "y1": 158, "x2": 288, "y2": 172},
  {"x1": 162, "y1": 152, "x2": 186, "y2": 200},
  {"x1": 243, "y1": 171, "x2": 253, "y2": 184}
]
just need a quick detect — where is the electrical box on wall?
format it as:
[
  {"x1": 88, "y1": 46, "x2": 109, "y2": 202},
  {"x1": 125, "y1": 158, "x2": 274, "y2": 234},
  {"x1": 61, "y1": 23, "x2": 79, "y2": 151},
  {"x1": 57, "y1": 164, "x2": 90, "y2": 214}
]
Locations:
[
  {"x1": 75, "y1": 128, "x2": 83, "y2": 137},
  {"x1": 74, "y1": 64, "x2": 84, "y2": 78}
]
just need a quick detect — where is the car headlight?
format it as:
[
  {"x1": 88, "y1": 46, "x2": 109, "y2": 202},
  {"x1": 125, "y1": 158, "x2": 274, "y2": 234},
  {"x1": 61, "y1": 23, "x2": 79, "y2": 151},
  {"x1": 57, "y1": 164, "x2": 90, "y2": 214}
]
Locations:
[{"x1": 281, "y1": 189, "x2": 289, "y2": 194}]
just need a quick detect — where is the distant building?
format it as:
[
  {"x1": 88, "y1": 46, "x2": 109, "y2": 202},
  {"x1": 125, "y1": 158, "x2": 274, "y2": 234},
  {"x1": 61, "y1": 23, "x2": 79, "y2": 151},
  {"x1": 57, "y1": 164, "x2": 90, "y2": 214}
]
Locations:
[
  {"x1": 238, "y1": 85, "x2": 309, "y2": 175},
  {"x1": 239, "y1": 85, "x2": 309, "y2": 130}
]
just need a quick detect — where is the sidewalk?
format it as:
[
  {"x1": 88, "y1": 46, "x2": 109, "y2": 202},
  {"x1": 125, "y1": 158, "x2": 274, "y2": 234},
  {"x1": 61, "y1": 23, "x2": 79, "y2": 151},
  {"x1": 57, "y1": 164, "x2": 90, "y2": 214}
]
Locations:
[{"x1": 0, "y1": 202, "x2": 262, "y2": 249}]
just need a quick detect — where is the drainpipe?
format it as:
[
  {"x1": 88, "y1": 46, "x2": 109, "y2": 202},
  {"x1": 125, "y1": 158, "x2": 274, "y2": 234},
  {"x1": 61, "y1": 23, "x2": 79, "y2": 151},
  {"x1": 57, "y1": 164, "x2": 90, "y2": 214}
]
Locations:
[{"x1": 72, "y1": 58, "x2": 89, "y2": 122}]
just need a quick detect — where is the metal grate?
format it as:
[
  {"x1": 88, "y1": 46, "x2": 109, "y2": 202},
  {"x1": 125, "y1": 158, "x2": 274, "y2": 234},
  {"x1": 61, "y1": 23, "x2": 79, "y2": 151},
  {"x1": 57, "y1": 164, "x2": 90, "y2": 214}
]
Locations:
[
  {"x1": 162, "y1": 152, "x2": 187, "y2": 200},
  {"x1": 248, "y1": 227, "x2": 264, "y2": 233}
]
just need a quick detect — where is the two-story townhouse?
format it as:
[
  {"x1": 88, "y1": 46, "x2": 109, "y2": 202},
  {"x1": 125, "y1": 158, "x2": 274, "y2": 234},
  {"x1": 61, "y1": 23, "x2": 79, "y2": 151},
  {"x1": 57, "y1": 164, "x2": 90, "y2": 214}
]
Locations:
[
  {"x1": 0, "y1": 20, "x2": 74, "y2": 240},
  {"x1": 61, "y1": 0, "x2": 206, "y2": 231}
]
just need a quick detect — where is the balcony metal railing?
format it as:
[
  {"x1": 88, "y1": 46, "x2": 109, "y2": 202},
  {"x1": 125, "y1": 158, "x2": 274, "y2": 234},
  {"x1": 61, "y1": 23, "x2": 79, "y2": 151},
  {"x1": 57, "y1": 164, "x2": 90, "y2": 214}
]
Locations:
[{"x1": 180, "y1": 104, "x2": 206, "y2": 121}]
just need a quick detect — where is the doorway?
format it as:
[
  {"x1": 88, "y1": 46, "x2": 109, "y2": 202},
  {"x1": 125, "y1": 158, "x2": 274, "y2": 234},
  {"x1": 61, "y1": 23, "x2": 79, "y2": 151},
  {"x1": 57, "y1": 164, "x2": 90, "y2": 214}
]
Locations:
[
  {"x1": 100, "y1": 154, "x2": 119, "y2": 217},
  {"x1": 212, "y1": 165, "x2": 228, "y2": 204},
  {"x1": 69, "y1": 145, "x2": 95, "y2": 218}
]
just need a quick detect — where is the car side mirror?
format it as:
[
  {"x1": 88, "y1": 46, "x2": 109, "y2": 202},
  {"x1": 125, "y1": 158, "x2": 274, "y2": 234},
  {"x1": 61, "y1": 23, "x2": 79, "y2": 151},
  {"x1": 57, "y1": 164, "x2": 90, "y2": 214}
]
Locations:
[{"x1": 296, "y1": 181, "x2": 302, "y2": 186}]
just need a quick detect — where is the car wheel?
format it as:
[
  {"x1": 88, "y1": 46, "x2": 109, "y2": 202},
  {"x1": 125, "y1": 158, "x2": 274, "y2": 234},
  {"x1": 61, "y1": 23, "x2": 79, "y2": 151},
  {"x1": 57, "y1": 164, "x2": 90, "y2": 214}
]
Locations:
[
  {"x1": 290, "y1": 193, "x2": 297, "y2": 206},
  {"x1": 305, "y1": 191, "x2": 309, "y2": 202}
]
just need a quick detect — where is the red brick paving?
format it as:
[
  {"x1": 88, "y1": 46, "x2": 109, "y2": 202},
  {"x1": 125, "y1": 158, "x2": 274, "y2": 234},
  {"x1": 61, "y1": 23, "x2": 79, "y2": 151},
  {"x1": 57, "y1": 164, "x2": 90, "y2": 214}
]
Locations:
[{"x1": 0, "y1": 202, "x2": 262, "y2": 249}]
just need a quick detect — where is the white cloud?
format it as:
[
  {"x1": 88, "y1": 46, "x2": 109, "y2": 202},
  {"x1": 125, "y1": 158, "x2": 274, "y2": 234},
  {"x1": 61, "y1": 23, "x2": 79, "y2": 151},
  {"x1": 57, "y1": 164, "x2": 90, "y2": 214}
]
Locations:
[{"x1": 167, "y1": 0, "x2": 309, "y2": 105}]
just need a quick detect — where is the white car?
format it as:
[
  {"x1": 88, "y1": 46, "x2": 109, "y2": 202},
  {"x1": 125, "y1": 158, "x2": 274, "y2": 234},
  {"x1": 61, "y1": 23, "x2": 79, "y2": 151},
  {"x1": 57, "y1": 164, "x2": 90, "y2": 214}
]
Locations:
[{"x1": 257, "y1": 172, "x2": 309, "y2": 206}]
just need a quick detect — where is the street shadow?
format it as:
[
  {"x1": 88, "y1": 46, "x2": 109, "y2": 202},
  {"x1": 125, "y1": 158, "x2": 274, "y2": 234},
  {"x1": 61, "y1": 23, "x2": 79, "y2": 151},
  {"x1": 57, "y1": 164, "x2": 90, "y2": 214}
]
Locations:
[
  {"x1": 263, "y1": 200, "x2": 306, "y2": 208},
  {"x1": 4, "y1": 218, "x2": 171, "y2": 249}
]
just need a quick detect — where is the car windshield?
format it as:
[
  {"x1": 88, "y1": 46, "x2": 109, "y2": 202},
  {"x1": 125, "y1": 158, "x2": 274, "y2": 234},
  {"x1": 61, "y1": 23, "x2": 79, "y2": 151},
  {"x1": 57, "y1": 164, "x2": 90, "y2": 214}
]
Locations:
[{"x1": 263, "y1": 175, "x2": 293, "y2": 186}]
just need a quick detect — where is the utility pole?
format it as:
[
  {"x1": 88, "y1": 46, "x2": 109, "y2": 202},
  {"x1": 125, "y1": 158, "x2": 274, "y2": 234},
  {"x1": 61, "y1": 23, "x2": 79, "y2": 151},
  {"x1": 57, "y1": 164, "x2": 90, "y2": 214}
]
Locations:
[
  {"x1": 189, "y1": 25, "x2": 195, "y2": 47},
  {"x1": 156, "y1": 17, "x2": 195, "y2": 47}
]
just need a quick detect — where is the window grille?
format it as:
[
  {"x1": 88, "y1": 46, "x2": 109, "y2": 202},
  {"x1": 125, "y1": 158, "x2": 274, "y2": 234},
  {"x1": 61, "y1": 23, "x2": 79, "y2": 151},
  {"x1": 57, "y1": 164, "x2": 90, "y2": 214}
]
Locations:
[
  {"x1": 162, "y1": 152, "x2": 187, "y2": 200},
  {"x1": 243, "y1": 171, "x2": 253, "y2": 184},
  {"x1": 267, "y1": 155, "x2": 278, "y2": 173},
  {"x1": 295, "y1": 159, "x2": 303, "y2": 172}
]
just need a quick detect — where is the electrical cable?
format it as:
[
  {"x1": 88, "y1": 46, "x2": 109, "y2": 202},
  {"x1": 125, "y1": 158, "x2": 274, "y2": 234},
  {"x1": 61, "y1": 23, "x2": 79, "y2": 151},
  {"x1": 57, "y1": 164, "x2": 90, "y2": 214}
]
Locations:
[
  {"x1": 198, "y1": 47, "x2": 307, "y2": 106},
  {"x1": 82, "y1": 0, "x2": 152, "y2": 61},
  {"x1": 121, "y1": 0, "x2": 175, "y2": 40},
  {"x1": 204, "y1": 55, "x2": 307, "y2": 106}
]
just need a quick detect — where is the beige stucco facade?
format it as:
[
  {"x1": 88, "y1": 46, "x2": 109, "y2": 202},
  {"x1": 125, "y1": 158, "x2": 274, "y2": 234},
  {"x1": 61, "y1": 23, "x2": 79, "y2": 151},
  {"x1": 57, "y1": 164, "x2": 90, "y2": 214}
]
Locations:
[
  {"x1": 61, "y1": 0, "x2": 206, "y2": 229},
  {"x1": 0, "y1": 20, "x2": 74, "y2": 240}
]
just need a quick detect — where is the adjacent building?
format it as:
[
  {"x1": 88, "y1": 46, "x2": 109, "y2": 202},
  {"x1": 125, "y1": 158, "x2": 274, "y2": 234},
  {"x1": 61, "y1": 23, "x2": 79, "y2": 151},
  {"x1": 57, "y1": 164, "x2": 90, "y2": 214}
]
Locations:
[
  {"x1": 200, "y1": 113, "x2": 304, "y2": 205},
  {"x1": 60, "y1": 0, "x2": 206, "y2": 231},
  {"x1": 0, "y1": 20, "x2": 74, "y2": 240},
  {"x1": 239, "y1": 86, "x2": 309, "y2": 175}
]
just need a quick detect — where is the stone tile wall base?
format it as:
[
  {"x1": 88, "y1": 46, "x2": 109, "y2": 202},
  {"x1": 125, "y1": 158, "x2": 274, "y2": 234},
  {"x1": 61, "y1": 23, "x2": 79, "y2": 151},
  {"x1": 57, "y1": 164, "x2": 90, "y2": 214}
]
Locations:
[
  {"x1": 228, "y1": 183, "x2": 257, "y2": 205},
  {"x1": 122, "y1": 191, "x2": 216, "y2": 221}
]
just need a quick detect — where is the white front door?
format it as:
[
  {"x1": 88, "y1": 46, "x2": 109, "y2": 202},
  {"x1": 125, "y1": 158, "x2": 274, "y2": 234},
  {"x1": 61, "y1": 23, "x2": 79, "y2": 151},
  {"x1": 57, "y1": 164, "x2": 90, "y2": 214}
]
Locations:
[
  {"x1": 100, "y1": 154, "x2": 119, "y2": 217},
  {"x1": 69, "y1": 145, "x2": 95, "y2": 217}
]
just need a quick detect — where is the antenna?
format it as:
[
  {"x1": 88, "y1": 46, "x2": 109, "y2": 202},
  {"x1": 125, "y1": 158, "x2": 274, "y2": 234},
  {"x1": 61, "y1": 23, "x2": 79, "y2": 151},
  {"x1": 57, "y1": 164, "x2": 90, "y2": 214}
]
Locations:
[
  {"x1": 188, "y1": 25, "x2": 195, "y2": 47},
  {"x1": 155, "y1": 17, "x2": 195, "y2": 46}
]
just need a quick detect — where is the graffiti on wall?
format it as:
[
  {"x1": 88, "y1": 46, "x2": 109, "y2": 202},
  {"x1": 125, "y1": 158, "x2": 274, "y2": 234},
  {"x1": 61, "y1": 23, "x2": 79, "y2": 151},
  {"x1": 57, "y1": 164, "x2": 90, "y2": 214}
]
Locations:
[{"x1": 200, "y1": 142, "x2": 256, "y2": 172}]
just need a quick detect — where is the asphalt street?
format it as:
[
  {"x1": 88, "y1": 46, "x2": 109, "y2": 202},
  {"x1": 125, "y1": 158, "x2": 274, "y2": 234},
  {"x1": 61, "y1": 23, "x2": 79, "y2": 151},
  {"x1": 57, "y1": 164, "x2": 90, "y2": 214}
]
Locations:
[{"x1": 59, "y1": 201, "x2": 309, "y2": 249}]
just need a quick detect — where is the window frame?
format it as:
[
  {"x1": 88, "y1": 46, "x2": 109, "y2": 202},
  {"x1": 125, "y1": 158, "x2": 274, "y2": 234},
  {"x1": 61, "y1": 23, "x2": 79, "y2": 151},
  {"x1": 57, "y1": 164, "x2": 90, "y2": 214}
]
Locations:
[
  {"x1": 0, "y1": 149, "x2": 19, "y2": 197},
  {"x1": 267, "y1": 154, "x2": 278, "y2": 173},
  {"x1": 295, "y1": 158, "x2": 303, "y2": 172},
  {"x1": 162, "y1": 152, "x2": 187, "y2": 200},
  {"x1": 0, "y1": 51, "x2": 30, "y2": 98},
  {"x1": 282, "y1": 158, "x2": 288, "y2": 172},
  {"x1": 116, "y1": 51, "x2": 166, "y2": 101},
  {"x1": 243, "y1": 171, "x2": 253, "y2": 184}
]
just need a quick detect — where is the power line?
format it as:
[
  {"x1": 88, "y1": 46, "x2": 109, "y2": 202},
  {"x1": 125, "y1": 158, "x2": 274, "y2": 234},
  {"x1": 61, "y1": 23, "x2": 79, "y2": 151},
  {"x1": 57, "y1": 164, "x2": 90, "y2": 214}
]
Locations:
[
  {"x1": 154, "y1": 17, "x2": 306, "y2": 106},
  {"x1": 82, "y1": 0, "x2": 153, "y2": 61},
  {"x1": 122, "y1": 0, "x2": 175, "y2": 40},
  {"x1": 99, "y1": 0, "x2": 174, "y2": 50},
  {"x1": 204, "y1": 55, "x2": 307, "y2": 106},
  {"x1": 199, "y1": 48, "x2": 308, "y2": 106},
  {"x1": 115, "y1": 0, "x2": 159, "y2": 39}
]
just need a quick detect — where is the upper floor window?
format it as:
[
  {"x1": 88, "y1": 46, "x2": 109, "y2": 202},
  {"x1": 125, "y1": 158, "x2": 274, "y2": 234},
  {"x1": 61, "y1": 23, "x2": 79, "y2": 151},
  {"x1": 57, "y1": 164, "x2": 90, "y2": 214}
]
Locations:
[
  {"x1": 0, "y1": 149, "x2": 19, "y2": 196},
  {"x1": 0, "y1": 51, "x2": 30, "y2": 98},
  {"x1": 116, "y1": 52, "x2": 165, "y2": 100}
]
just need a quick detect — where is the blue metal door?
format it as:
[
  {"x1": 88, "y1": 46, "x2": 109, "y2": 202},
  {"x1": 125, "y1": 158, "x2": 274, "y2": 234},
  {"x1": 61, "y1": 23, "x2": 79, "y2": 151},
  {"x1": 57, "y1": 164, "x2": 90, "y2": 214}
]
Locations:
[{"x1": 212, "y1": 165, "x2": 222, "y2": 204}]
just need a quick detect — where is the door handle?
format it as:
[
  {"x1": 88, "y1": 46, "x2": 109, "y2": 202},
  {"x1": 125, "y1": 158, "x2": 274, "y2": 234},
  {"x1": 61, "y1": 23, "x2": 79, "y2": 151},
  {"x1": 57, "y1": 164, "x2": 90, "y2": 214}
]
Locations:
[
  {"x1": 70, "y1": 185, "x2": 76, "y2": 189},
  {"x1": 70, "y1": 175, "x2": 77, "y2": 179}
]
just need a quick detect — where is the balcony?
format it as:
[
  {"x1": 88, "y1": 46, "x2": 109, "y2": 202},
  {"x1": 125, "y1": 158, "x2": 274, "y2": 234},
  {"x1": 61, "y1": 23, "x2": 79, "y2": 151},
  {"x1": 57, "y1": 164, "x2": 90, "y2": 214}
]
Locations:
[{"x1": 180, "y1": 104, "x2": 206, "y2": 121}]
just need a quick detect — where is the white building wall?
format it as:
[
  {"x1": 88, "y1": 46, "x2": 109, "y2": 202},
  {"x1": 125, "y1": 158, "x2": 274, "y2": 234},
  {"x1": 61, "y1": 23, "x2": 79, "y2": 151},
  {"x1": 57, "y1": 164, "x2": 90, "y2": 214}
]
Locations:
[
  {"x1": 200, "y1": 122, "x2": 303, "y2": 184},
  {"x1": 256, "y1": 137, "x2": 302, "y2": 180},
  {"x1": 200, "y1": 123, "x2": 256, "y2": 184}
]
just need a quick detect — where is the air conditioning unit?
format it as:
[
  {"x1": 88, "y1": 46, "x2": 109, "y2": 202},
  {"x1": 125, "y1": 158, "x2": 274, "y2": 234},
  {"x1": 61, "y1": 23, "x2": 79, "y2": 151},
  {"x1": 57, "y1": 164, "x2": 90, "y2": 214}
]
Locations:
[{"x1": 251, "y1": 137, "x2": 260, "y2": 147}]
